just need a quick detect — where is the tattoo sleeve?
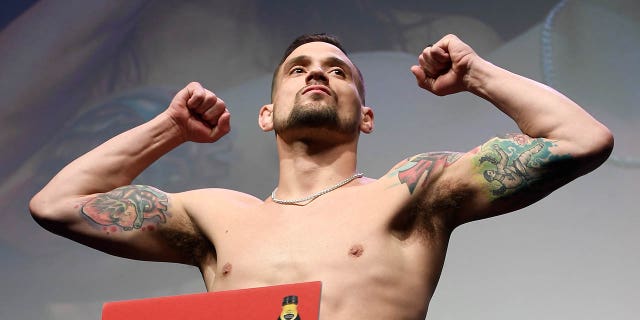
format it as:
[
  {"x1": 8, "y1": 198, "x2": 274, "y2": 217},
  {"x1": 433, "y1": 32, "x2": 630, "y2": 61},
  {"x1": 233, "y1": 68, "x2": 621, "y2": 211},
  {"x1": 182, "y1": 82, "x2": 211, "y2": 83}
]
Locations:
[
  {"x1": 387, "y1": 152, "x2": 463, "y2": 194},
  {"x1": 475, "y1": 134, "x2": 572, "y2": 198},
  {"x1": 81, "y1": 185, "x2": 169, "y2": 232}
]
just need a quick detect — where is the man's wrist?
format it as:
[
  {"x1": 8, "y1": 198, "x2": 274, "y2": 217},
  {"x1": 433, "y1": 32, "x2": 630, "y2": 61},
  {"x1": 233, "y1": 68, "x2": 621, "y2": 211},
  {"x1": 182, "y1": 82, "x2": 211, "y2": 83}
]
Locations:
[
  {"x1": 152, "y1": 113, "x2": 189, "y2": 145},
  {"x1": 464, "y1": 58, "x2": 502, "y2": 101}
]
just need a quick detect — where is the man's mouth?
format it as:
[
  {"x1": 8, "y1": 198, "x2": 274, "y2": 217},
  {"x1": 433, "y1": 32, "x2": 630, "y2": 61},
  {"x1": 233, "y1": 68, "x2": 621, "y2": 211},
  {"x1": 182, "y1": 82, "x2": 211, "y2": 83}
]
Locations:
[{"x1": 302, "y1": 85, "x2": 331, "y2": 96}]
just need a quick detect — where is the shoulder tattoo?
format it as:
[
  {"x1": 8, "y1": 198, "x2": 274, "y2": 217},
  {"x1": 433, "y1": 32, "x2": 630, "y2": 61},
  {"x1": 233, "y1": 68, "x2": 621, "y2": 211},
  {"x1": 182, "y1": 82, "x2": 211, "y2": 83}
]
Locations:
[{"x1": 387, "y1": 152, "x2": 463, "y2": 194}]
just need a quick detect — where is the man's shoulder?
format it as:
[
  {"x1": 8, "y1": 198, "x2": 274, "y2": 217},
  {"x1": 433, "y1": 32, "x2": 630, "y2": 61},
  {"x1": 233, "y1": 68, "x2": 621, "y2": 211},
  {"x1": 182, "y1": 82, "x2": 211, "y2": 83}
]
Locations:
[{"x1": 178, "y1": 188, "x2": 264, "y2": 211}]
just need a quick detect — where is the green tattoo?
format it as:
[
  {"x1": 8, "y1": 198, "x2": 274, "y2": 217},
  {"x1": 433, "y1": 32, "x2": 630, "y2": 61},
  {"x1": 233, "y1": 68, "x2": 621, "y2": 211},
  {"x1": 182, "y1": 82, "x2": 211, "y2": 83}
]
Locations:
[
  {"x1": 388, "y1": 152, "x2": 463, "y2": 194},
  {"x1": 476, "y1": 134, "x2": 570, "y2": 196},
  {"x1": 81, "y1": 185, "x2": 169, "y2": 232}
]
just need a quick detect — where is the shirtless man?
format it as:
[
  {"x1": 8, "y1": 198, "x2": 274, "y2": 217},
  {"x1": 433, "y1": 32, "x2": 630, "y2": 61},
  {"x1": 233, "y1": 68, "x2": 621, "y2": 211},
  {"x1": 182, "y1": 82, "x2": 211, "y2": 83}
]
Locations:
[{"x1": 29, "y1": 34, "x2": 613, "y2": 319}]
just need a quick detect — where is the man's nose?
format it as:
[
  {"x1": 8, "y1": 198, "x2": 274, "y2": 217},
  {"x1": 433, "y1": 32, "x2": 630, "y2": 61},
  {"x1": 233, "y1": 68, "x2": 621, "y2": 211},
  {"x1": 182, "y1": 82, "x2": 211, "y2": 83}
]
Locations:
[{"x1": 305, "y1": 68, "x2": 328, "y2": 85}]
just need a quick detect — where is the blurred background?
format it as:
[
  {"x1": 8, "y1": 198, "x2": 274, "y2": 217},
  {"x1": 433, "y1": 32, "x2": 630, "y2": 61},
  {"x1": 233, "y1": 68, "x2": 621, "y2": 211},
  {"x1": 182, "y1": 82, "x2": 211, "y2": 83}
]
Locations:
[{"x1": 1, "y1": 0, "x2": 638, "y2": 319}]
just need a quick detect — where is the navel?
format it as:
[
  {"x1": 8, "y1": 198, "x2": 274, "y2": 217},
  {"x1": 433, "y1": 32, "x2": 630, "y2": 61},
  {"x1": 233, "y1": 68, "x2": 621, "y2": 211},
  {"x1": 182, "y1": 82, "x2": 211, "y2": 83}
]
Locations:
[
  {"x1": 222, "y1": 262, "x2": 233, "y2": 276},
  {"x1": 348, "y1": 244, "x2": 364, "y2": 258}
]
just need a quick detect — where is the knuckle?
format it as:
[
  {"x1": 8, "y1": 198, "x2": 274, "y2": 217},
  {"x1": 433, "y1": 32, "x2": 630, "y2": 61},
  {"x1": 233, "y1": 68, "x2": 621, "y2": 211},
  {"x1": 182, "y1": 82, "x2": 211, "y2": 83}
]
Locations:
[
  {"x1": 191, "y1": 88, "x2": 204, "y2": 97},
  {"x1": 193, "y1": 92, "x2": 205, "y2": 102},
  {"x1": 205, "y1": 89, "x2": 217, "y2": 98},
  {"x1": 204, "y1": 106, "x2": 222, "y2": 120},
  {"x1": 203, "y1": 95, "x2": 216, "y2": 106},
  {"x1": 200, "y1": 111, "x2": 212, "y2": 120}
]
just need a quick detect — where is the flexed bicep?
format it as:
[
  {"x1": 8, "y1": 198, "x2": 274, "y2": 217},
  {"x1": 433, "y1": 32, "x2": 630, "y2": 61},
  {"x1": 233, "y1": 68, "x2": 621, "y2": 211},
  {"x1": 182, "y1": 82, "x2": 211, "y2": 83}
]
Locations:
[
  {"x1": 475, "y1": 134, "x2": 569, "y2": 197},
  {"x1": 81, "y1": 185, "x2": 169, "y2": 232},
  {"x1": 31, "y1": 184, "x2": 208, "y2": 265},
  {"x1": 449, "y1": 133, "x2": 577, "y2": 226}
]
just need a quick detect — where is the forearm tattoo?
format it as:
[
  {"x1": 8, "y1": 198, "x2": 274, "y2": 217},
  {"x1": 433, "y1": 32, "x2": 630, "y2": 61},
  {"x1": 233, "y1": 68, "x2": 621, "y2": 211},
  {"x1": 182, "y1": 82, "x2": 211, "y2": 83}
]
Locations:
[
  {"x1": 387, "y1": 152, "x2": 463, "y2": 194},
  {"x1": 81, "y1": 185, "x2": 169, "y2": 232},
  {"x1": 476, "y1": 134, "x2": 570, "y2": 197}
]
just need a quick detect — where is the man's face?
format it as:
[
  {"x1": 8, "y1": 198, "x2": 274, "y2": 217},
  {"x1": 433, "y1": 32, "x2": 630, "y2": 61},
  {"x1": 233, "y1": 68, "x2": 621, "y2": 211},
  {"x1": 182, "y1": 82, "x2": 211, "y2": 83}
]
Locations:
[{"x1": 271, "y1": 42, "x2": 365, "y2": 140}]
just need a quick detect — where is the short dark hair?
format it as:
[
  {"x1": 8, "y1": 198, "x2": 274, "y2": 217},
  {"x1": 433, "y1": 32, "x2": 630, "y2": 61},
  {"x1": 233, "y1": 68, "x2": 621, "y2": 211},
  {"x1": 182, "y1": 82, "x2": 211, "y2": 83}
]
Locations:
[{"x1": 271, "y1": 33, "x2": 366, "y2": 104}]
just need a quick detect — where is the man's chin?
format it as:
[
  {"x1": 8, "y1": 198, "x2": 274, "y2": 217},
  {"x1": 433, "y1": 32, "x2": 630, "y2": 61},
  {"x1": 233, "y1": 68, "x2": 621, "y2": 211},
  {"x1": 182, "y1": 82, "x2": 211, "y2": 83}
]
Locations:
[
  {"x1": 282, "y1": 105, "x2": 338, "y2": 127},
  {"x1": 296, "y1": 100, "x2": 333, "y2": 111},
  {"x1": 273, "y1": 102, "x2": 359, "y2": 140},
  {"x1": 275, "y1": 125, "x2": 359, "y2": 144}
]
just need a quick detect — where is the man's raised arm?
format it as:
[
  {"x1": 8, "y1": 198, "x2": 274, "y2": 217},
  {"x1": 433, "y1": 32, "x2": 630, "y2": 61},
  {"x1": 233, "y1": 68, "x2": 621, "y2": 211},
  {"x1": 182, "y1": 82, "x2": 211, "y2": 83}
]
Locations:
[
  {"x1": 29, "y1": 82, "x2": 230, "y2": 264},
  {"x1": 401, "y1": 34, "x2": 613, "y2": 227}
]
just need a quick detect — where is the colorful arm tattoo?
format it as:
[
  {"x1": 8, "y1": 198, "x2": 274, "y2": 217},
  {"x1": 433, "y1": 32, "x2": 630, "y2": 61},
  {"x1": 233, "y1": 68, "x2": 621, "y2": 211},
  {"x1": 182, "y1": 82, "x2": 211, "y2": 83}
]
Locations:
[
  {"x1": 475, "y1": 134, "x2": 571, "y2": 197},
  {"x1": 81, "y1": 185, "x2": 169, "y2": 232},
  {"x1": 387, "y1": 152, "x2": 463, "y2": 194}
]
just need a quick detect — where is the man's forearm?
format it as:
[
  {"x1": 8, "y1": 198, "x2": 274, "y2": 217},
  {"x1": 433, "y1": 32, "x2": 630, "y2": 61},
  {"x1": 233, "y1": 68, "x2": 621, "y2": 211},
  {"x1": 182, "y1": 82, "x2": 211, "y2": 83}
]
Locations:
[
  {"x1": 40, "y1": 113, "x2": 184, "y2": 199},
  {"x1": 466, "y1": 59, "x2": 610, "y2": 148},
  {"x1": 412, "y1": 34, "x2": 609, "y2": 148},
  {"x1": 36, "y1": 81, "x2": 230, "y2": 201}
]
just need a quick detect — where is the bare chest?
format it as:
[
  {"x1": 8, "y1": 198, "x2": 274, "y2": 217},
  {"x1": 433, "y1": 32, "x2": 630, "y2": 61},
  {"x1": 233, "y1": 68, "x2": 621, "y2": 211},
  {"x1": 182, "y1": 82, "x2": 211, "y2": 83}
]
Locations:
[
  {"x1": 207, "y1": 198, "x2": 445, "y2": 293},
  {"x1": 193, "y1": 189, "x2": 450, "y2": 319},
  {"x1": 211, "y1": 205, "x2": 392, "y2": 283}
]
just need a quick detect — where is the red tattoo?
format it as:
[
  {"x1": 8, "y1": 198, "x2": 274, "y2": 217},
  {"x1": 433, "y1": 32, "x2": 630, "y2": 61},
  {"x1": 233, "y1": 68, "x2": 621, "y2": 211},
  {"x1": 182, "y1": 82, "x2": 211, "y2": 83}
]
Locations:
[
  {"x1": 81, "y1": 185, "x2": 168, "y2": 231},
  {"x1": 390, "y1": 152, "x2": 462, "y2": 194}
]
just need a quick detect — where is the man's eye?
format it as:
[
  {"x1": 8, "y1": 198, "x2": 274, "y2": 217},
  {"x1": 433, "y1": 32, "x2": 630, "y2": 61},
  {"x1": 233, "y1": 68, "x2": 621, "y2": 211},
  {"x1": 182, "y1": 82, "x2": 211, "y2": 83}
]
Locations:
[
  {"x1": 330, "y1": 69, "x2": 345, "y2": 76},
  {"x1": 290, "y1": 67, "x2": 304, "y2": 74}
]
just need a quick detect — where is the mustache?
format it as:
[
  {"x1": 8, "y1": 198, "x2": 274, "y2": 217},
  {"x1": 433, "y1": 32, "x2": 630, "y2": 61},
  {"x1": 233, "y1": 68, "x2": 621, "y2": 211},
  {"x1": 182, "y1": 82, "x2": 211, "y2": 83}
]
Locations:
[{"x1": 297, "y1": 84, "x2": 336, "y2": 97}]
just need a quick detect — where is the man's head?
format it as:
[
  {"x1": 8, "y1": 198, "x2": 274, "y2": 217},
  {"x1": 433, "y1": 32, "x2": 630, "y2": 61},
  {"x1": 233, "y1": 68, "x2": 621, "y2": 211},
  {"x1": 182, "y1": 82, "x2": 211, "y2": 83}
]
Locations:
[
  {"x1": 270, "y1": 33, "x2": 366, "y2": 104},
  {"x1": 260, "y1": 33, "x2": 373, "y2": 142}
]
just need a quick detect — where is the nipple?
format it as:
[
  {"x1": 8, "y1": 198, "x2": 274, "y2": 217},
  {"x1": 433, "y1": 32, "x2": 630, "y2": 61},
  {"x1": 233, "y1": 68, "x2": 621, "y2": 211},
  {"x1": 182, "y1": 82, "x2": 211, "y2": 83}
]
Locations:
[
  {"x1": 348, "y1": 244, "x2": 364, "y2": 258},
  {"x1": 222, "y1": 262, "x2": 233, "y2": 276}
]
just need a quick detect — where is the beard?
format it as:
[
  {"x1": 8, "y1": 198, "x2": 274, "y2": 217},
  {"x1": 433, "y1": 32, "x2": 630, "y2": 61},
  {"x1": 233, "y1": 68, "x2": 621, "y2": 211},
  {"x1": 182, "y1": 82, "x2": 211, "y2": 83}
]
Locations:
[{"x1": 273, "y1": 94, "x2": 360, "y2": 138}]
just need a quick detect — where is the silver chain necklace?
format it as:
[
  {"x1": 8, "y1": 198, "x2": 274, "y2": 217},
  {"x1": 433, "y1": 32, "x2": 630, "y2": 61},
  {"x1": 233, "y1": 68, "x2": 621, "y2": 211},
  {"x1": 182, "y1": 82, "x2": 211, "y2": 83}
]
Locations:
[{"x1": 271, "y1": 172, "x2": 364, "y2": 205}]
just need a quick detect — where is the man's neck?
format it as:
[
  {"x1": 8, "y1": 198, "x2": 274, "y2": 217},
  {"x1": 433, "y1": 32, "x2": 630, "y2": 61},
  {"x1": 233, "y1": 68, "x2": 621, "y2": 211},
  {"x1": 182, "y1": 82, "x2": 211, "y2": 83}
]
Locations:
[{"x1": 274, "y1": 137, "x2": 360, "y2": 199}]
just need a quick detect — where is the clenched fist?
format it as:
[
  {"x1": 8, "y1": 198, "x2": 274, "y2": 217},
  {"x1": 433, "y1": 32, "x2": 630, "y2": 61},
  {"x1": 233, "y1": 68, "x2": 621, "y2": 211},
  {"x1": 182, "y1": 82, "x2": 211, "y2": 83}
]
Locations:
[
  {"x1": 165, "y1": 82, "x2": 231, "y2": 143},
  {"x1": 410, "y1": 34, "x2": 483, "y2": 96}
]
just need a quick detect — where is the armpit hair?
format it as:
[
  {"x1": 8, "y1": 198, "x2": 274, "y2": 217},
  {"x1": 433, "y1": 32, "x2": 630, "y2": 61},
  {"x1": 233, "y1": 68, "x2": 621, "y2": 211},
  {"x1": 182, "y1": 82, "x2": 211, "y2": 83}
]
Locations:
[
  {"x1": 391, "y1": 178, "x2": 470, "y2": 241},
  {"x1": 161, "y1": 215, "x2": 216, "y2": 266}
]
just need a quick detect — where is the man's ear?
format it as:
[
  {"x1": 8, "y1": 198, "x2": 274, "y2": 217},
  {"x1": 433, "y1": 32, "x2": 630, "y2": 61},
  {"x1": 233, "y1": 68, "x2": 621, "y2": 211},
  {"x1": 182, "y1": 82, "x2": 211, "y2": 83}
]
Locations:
[
  {"x1": 258, "y1": 104, "x2": 274, "y2": 131},
  {"x1": 360, "y1": 106, "x2": 374, "y2": 134}
]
